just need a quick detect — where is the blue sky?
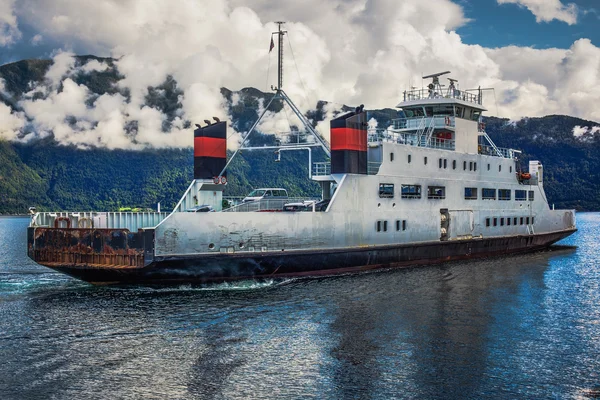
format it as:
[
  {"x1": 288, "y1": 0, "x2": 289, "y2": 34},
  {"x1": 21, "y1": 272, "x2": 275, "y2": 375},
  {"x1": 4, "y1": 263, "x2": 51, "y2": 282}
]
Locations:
[{"x1": 457, "y1": 0, "x2": 599, "y2": 49}]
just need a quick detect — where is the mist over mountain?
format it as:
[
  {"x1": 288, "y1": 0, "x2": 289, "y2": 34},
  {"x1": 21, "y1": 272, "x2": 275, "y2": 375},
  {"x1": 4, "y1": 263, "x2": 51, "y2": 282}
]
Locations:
[{"x1": 0, "y1": 55, "x2": 599, "y2": 213}]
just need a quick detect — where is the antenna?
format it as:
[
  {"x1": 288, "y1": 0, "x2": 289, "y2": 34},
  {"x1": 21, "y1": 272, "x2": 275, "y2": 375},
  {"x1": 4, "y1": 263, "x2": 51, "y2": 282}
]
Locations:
[
  {"x1": 423, "y1": 71, "x2": 451, "y2": 98},
  {"x1": 422, "y1": 71, "x2": 451, "y2": 85}
]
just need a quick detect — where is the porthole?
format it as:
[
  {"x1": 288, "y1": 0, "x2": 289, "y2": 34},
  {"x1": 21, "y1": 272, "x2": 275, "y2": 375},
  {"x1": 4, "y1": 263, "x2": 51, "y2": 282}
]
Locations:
[{"x1": 208, "y1": 243, "x2": 215, "y2": 250}]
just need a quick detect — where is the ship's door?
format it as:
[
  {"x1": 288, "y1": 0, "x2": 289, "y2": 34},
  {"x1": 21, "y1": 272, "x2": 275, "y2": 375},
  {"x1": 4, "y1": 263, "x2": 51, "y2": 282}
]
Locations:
[{"x1": 447, "y1": 209, "x2": 475, "y2": 239}]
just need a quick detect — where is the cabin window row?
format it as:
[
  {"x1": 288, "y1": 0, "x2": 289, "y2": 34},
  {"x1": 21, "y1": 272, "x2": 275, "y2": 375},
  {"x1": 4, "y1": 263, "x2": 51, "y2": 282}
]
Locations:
[
  {"x1": 464, "y1": 188, "x2": 534, "y2": 201},
  {"x1": 378, "y1": 184, "x2": 445, "y2": 200},
  {"x1": 404, "y1": 154, "x2": 513, "y2": 175},
  {"x1": 485, "y1": 216, "x2": 535, "y2": 227},
  {"x1": 376, "y1": 220, "x2": 408, "y2": 232}
]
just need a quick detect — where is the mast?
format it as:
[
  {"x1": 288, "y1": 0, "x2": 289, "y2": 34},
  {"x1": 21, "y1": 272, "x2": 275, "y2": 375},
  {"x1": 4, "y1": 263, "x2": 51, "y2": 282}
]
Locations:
[
  {"x1": 277, "y1": 21, "x2": 284, "y2": 91},
  {"x1": 218, "y1": 22, "x2": 331, "y2": 178}
]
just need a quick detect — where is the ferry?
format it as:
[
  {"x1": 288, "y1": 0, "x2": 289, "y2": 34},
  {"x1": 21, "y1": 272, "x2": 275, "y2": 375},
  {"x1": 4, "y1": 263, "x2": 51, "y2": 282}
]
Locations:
[{"x1": 26, "y1": 26, "x2": 576, "y2": 285}]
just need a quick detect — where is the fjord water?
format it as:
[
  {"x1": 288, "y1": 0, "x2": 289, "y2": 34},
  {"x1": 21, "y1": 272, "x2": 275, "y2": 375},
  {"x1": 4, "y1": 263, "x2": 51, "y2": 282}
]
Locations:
[{"x1": 1, "y1": 215, "x2": 598, "y2": 399}]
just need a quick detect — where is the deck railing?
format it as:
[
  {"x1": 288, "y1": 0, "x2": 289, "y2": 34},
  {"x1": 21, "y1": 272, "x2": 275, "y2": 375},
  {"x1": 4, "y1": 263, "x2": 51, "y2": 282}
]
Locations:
[
  {"x1": 403, "y1": 88, "x2": 481, "y2": 105},
  {"x1": 31, "y1": 211, "x2": 170, "y2": 231}
]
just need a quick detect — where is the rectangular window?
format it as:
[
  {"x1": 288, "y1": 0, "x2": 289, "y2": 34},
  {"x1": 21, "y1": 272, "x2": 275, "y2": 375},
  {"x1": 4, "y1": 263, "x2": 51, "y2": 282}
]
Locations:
[
  {"x1": 507, "y1": 218, "x2": 511, "y2": 226},
  {"x1": 520, "y1": 217, "x2": 524, "y2": 225},
  {"x1": 396, "y1": 220, "x2": 401, "y2": 231},
  {"x1": 493, "y1": 217, "x2": 498, "y2": 227},
  {"x1": 408, "y1": 154, "x2": 412, "y2": 163},
  {"x1": 528, "y1": 190, "x2": 535, "y2": 201},
  {"x1": 401, "y1": 184, "x2": 422, "y2": 199},
  {"x1": 383, "y1": 220, "x2": 388, "y2": 232},
  {"x1": 514, "y1": 217, "x2": 518, "y2": 225},
  {"x1": 463, "y1": 161, "x2": 467, "y2": 170},
  {"x1": 498, "y1": 189, "x2": 511, "y2": 201},
  {"x1": 439, "y1": 158, "x2": 443, "y2": 168},
  {"x1": 443, "y1": 159, "x2": 447, "y2": 169},
  {"x1": 499, "y1": 165, "x2": 502, "y2": 172},
  {"x1": 427, "y1": 186, "x2": 446, "y2": 199},
  {"x1": 510, "y1": 166, "x2": 512, "y2": 173},
  {"x1": 379, "y1": 183, "x2": 394, "y2": 198},
  {"x1": 464, "y1": 187, "x2": 478, "y2": 200},
  {"x1": 500, "y1": 217, "x2": 504, "y2": 226},
  {"x1": 515, "y1": 190, "x2": 527, "y2": 201},
  {"x1": 424, "y1": 156, "x2": 428, "y2": 165},
  {"x1": 532, "y1": 217, "x2": 535, "y2": 224},
  {"x1": 474, "y1": 162, "x2": 477, "y2": 171},
  {"x1": 487, "y1": 163, "x2": 490, "y2": 171},
  {"x1": 482, "y1": 188, "x2": 496, "y2": 200},
  {"x1": 452, "y1": 160, "x2": 456, "y2": 170},
  {"x1": 469, "y1": 161, "x2": 473, "y2": 171},
  {"x1": 377, "y1": 221, "x2": 381, "y2": 232},
  {"x1": 485, "y1": 218, "x2": 490, "y2": 227},
  {"x1": 526, "y1": 217, "x2": 530, "y2": 225},
  {"x1": 390, "y1": 152, "x2": 394, "y2": 162},
  {"x1": 402, "y1": 220, "x2": 407, "y2": 231}
]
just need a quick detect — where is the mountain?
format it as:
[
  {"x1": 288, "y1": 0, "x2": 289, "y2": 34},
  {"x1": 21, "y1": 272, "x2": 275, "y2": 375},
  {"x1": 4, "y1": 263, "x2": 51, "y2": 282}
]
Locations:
[{"x1": 1, "y1": 56, "x2": 599, "y2": 213}]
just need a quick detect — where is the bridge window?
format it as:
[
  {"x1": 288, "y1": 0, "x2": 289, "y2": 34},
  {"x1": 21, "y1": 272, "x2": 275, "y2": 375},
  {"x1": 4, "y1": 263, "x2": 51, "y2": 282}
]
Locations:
[
  {"x1": 498, "y1": 189, "x2": 511, "y2": 200},
  {"x1": 464, "y1": 187, "x2": 478, "y2": 200},
  {"x1": 401, "y1": 184, "x2": 422, "y2": 199},
  {"x1": 515, "y1": 190, "x2": 527, "y2": 201},
  {"x1": 379, "y1": 183, "x2": 394, "y2": 198},
  {"x1": 427, "y1": 186, "x2": 446, "y2": 199},
  {"x1": 482, "y1": 188, "x2": 496, "y2": 200}
]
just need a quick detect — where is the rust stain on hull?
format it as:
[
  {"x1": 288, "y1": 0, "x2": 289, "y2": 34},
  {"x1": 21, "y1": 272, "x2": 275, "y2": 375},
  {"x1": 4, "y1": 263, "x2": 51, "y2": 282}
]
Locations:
[{"x1": 28, "y1": 227, "x2": 153, "y2": 269}]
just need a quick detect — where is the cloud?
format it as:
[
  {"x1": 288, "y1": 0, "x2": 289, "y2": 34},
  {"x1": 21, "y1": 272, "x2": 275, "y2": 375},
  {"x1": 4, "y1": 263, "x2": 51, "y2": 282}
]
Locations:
[
  {"x1": 1, "y1": 0, "x2": 600, "y2": 150},
  {"x1": 0, "y1": 0, "x2": 21, "y2": 46},
  {"x1": 497, "y1": 0, "x2": 578, "y2": 25}
]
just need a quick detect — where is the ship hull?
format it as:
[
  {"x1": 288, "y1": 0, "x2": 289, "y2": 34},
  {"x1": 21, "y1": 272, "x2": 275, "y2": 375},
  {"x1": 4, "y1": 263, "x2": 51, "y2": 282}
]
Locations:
[{"x1": 39, "y1": 229, "x2": 575, "y2": 285}]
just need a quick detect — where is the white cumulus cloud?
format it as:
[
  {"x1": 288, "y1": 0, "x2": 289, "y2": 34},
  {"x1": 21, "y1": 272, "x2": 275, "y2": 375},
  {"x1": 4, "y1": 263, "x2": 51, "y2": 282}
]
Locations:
[
  {"x1": 497, "y1": 0, "x2": 578, "y2": 24},
  {"x1": 0, "y1": 0, "x2": 21, "y2": 46}
]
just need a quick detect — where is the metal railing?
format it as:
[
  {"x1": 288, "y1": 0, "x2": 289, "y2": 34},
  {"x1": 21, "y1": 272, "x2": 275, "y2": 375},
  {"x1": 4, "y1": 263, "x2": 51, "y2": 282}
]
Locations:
[
  {"x1": 478, "y1": 144, "x2": 516, "y2": 159},
  {"x1": 312, "y1": 162, "x2": 331, "y2": 176},
  {"x1": 368, "y1": 129, "x2": 455, "y2": 150},
  {"x1": 31, "y1": 211, "x2": 170, "y2": 231},
  {"x1": 392, "y1": 116, "x2": 454, "y2": 131},
  {"x1": 403, "y1": 88, "x2": 481, "y2": 105},
  {"x1": 222, "y1": 197, "x2": 317, "y2": 212}
]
